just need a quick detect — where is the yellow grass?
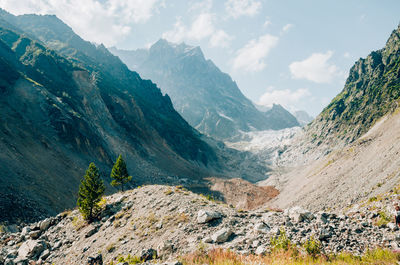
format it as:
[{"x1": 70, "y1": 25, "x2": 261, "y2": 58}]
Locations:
[{"x1": 180, "y1": 248, "x2": 400, "y2": 265}]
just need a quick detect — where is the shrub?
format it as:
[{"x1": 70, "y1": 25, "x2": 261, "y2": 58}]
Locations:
[
  {"x1": 270, "y1": 228, "x2": 291, "y2": 251},
  {"x1": 303, "y1": 236, "x2": 321, "y2": 259}
]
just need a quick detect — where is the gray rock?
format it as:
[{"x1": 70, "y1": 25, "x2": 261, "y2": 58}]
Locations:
[
  {"x1": 387, "y1": 223, "x2": 397, "y2": 231},
  {"x1": 39, "y1": 249, "x2": 50, "y2": 260},
  {"x1": 18, "y1": 240, "x2": 45, "y2": 259},
  {"x1": 85, "y1": 225, "x2": 99, "y2": 238},
  {"x1": 212, "y1": 228, "x2": 233, "y2": 243},
  {"x1": 255, "y1": 245, "x2": 265, "y2": 255},
  {"x1": 158, "y1": 240, "x2": 173, "y2": 256},
  {"x1": 285, "y1": 207, "x2": 313, "y2": 223},
  {"x1": 254, "y1": 222, "x2": 270, "y2": 233},
  {"x1": 21, "y1": 227, "x2": 31, "y2": 237},
  {"x1": 29, "y1": 230, "x2": 41, "y2": 239},
  {"x1": 197, "y1": 210, "x2": 222, "y2": 224},
  {"x1": 202, "y1": 236, "x2": 213, "y2": 243},
  {"x1": 140, "y1": 248, "x2": 157, "y2": 261},
  {"x1": 87, "y1": 253, "x2": 102, "y2": 265},
  {"x1": 39, "y1": 218, "x2": 51, "y2": 231}
]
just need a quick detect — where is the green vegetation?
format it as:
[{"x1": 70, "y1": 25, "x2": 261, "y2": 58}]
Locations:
[
  {"x1": 303, "y1": 236, "x2": 322, "y2": 259},
  {"x1": 109, "y1": 254, "x2": 142, "y2": 265},
  {"x1": 77, "y1": 163, "x2": 105, "y2": 221},
  {"x1": 316, "y1": 30, "x2": 400, "y2": 144},
  {"x1": 270, "y1": 228, "x2": 292, "y2": 251},
  {"x1": 110, "y1": 155, "x2": 132, "y2": 192},
  {"x1": 376, "y1": 211, "x2": 391, "y2": 227}
]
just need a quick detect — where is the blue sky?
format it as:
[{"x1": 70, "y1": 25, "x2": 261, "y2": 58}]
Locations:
[{"x1": 1, "y1": 0, "x2": 399, "y2": 116}]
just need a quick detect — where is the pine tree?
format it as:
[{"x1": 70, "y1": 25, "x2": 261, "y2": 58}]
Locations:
[
  {"x1": 77, "y1": 163, "x2": 105, "y2": 221},
  {"x1": 110, "y1": 155, "x2": 132, "y2": 192}
]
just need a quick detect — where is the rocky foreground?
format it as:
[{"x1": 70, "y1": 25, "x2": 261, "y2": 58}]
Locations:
[{"x1": 1, "y1": 185, "x2": 400, "y2": 265}]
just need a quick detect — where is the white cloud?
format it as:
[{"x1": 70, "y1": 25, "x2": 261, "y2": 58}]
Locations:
[
  {"x1": 289, "y1": 51, "x2": 341, "y2": 83},
  {"x1": 162, "y1": 13, "x2": 233, "y2": 48},
  {"x1": 187, "y1": 13, "x2": 215, "y2": 40},
  {"x1": 263, "y1": 18, "x2": 271, "y2": 28},
  {"x1": 343, "y1": 52, "x2": 351, "y2": 58},
  {"x1": 258, "y1": 87, "x2": 311, "y2": 109},
  {"x1": 0, "y1": 0, "x2": 163, "y2": 46},
  {"x1": 210, "y1": 30, "x2": 232, "y2": 48},
  {"x1": 162, "y1": 17, "x2": 187, "y2": 43},
  {"x1": 225, "y1": 0, "x2": 261, "y2": 18},
  {"x1": 282, "y1": 23, "x2": 293, "y2": 33},
  {"x1": 189, "y1": 0, "x2": 213, "y2": 12},
  {"x1": 232, "y1": 34, "x2": 279, "y2": 72}
]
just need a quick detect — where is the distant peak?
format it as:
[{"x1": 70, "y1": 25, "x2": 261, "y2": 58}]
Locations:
[{"x1": 150, "y1": 38, "x2": 204, "y2": 58}]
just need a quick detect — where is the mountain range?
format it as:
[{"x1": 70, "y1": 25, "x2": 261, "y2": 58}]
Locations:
[
  {"x1": 0, "y1": 10, "x2": 242, "y2": 223},
  {"x1": 110, "y1": 40, "x2": 299, "y2": 140}
]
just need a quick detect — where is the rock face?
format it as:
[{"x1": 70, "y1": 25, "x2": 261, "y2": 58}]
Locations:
[
  {"x1": 306, "y1": 23, "x2": 400, "y2": 150},
  {"x1": 1, "y1": 185, "x2": 400, "y2": 265},
  {"x1": 110, "y1": 40, "x2": 299, "y2": 140}
]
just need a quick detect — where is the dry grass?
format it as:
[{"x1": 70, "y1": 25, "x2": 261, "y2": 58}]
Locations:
[{"x1": 181, "y1": 248, "x2": 400, "y2": 265}]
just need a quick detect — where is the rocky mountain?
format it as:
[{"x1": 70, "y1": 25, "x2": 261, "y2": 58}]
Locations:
[
  {"x1": 1, "y1": 185, "x2": 399, "y2": 264},
  {"x1": 110, "y1": 40, "x2": 299, "y2": 140},
  {"x1": 293, "y1": 110, "x2": 313, "y2": 126},
  {"x1": 308, "y1": 23, "x2": 400, "y2": 148},
  {"x1": 261, "y1": 24, "x2": 400, "y2": 211},
  {"x1": 0, "y1": 10, "x2": 271, "y2": 224}
]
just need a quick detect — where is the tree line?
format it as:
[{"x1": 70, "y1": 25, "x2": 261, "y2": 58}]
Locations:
[{"x1": 77, "y1": 155, "x2": 132, "y2": 221}]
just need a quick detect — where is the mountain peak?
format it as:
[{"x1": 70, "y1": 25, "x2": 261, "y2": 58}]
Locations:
[{"x1": 150, "y1": 38, "x2": 204, "y2": 59}]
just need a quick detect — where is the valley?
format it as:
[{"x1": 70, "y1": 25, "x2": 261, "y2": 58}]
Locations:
[{"x1": 0, "y1": 3, "x2": 399, "y2": 265}]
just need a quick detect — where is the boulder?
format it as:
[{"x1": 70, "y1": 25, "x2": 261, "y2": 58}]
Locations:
[
  {"x1": 140, "y1": 248, "x2": 157, "y2": 261},
  {"x1": 253, "y1": 222, "x2": 270, "y2": 234},
  {"x1": 85, "y1": 225, "x2": 99, "y2": 238},
  {"x1": 87, "y1": 253, "x2": 103, "y2": 265},
  {"x1": 197, "y1": 210, "x2": 222, "y2": 224},
  {"x1": 212, "y1": 228, "x2": 233, "y2": 243},
  {"x1": 255, "y1": 245, "x2": 266, "y2": 255},
  {"x1": 29, "y1": 230, "x2": 41, "y2": 240},
  {"x1": 285, "y1": 207, "x2": 314, "y2": 223},
  {"x1": 387, "y1": 223, "x2": 397, "y2": 231},
  {"x1": 39, "y1": 218, "x2": 51, "y2": 231},
  {"x1": 18, "y1": 240, "x2": 46, "y2": 259}
]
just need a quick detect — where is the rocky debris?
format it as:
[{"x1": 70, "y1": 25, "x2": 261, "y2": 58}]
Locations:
[
  {"x1": 197, "y1": 210, "x2": 222, "y2": 224},
  {"x1": 2, "y1": 185, "x2": 400, "y2": 265}
]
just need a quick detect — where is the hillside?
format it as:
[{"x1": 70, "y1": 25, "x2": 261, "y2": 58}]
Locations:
[
  {"x1": 1, "y1": 185, "x2": 400, "y2": 265},
  {"x1": 307, "y1": 23, "x2": 400, "y2": 150},
  {"x1": 0, "y1": 10, "x2": 270, "y2": 224},
  {"x1": 262, "y1": 24, "x2": 400, "y2": 210},
  {"x1": 110, "y1": 40, "x2": 299, "y2": 140}
]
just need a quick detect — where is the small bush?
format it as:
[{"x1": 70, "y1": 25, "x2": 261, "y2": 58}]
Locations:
[
  {"x1": 303, "y1": 236, "x2": 321, "y2": 259},
  {"x1": 270, "y1": 228, "x2": 291, "y2": 251},
  {"x1": 376, "y1": 211, "x2": 391, "y2": 227},
  {"x1": 369, "y1": 196, "x2": 377, "y2": 202},
  {"x1": 164, "y1": 188, "x2": 173, "y2": 195}
]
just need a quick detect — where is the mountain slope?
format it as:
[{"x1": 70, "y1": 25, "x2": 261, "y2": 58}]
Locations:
[
  {"x1": 265, "y1": 24, "x2": 400, "y2": 210},
  {"x1": 110, "y1": 40, "x2": 299, "y2": 139},
  {"x1": 309, "y1": 24, "x2": 400, "y2": 147},
  {"x1": 0, "y1": 11, "x2": 228, "y2": 223}
]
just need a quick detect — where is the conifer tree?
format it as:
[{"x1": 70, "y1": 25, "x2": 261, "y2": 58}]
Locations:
[
  {"x1": 110, "y1": 155, "x2": 132, "y2": 192},
  {"x1": 77, "y1": 163, "x2": 105, "y2": 221}
]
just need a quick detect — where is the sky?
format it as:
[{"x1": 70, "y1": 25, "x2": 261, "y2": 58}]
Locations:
[{"x1": 0, "y1": 0, "x2": 399, "y2": 116}]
